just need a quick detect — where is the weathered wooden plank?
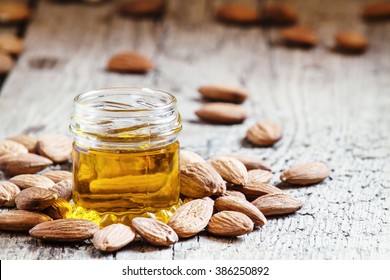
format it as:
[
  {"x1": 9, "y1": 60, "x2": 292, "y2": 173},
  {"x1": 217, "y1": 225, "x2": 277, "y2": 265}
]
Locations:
[{"x1": 0, "y1": 0, "x2": 389, "y2": 259}]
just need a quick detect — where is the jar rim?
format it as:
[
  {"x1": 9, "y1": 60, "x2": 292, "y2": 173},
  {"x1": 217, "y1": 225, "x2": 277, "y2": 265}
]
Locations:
[{"x1": 74, "y1": 87, "x2": 177, "y2": 113}]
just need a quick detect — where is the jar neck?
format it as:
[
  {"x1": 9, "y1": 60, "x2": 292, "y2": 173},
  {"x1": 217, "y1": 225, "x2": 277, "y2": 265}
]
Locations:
[{"x1": 70, "y1": 88, "x2": 182, "y2": 151}]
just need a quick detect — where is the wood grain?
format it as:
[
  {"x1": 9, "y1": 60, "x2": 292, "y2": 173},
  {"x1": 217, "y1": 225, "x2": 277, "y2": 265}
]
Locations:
[{"x1": 0, "y1": 0, "x2": 389, "y2": 259}]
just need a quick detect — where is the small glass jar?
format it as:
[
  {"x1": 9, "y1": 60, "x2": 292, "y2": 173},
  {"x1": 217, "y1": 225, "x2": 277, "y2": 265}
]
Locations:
[{"x1": 69, "y1": 87, "x2": 182, "y2": 227}]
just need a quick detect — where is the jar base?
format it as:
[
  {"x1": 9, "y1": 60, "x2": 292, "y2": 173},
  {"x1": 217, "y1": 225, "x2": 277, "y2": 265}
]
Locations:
[{"x1": 71, "y1": 201, "x2": 182, "y2": 228}]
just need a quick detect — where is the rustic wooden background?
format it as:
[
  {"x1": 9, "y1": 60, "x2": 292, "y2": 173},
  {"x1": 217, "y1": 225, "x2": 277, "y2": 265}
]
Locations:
[{"x1": 0, "y1": 0, "x2": 389, "y2": 260}]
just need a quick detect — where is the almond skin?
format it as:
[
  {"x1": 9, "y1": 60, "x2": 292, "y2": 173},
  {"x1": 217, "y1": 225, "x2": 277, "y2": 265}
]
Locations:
[
  {"x1": 209, "y1": 156, "x2": 248, "y2": 185},
  {"x1": 280, "y1": 26, "x2": 318, "y2": 47},
  {"x1": 216, "y1": 4, "x2": 261, "y2": 24},
  {"x1": 93, "y1": 223, "x2": 135, "y2": 252},
  {"x1": 215, "y1": 196, "x2": 266, "y2": 227},
  {"x1": 37, "y1": 135, "x2": 72, "y2": 163},
  {"x1": 180, "y1": 162, "x2": 225, "y2": 198},
  {"x1": 0, "y1": 210, "x2": 51, "y2": 232},
  {"x1": 29, "y1": 218, "x2": 99, "y2": 242},
  {"x1": 207, "y1": 211, "x2": 254, "y2": 237},
  {"x1": 246, "y1": 121, "x2": 283, "y2": 147},
  {"x1": 48, "y1": 179, "x2": 73, "y2": 201},
  {"x1": 248, "y1": 169, "x2": 273, "y2": 184},
  {"x1": 280, "y1": 162, "x2": 330, "y2": 185},
  {"x1": 0, "y1": 52, "x2": 14, "y2": 74},
  {"x1": 0, "y1": 3, "x2": 30, "y2": 23},
  {"x1": 263, "y1": 3, "x2": 298, "y2": 25},
  {"x1": 198, "y1": 84, "x2": 249, "y2": 104},
  {"x1": 168, "y1": 197, "x2": 214, "y2": 238},
  {"x1": 119, "y1": 0, "x2": 165, "y2": 17},
  {"x1": 251, "y1": 193, "x2": 303, "y2": 216},
  {"x1": 221, "y1": 190, "x2": 247, "y2": 200},
  {"x1": 15, "y1": 187, "x2": 58, "y2": 211},
  {"x1": 335, "y1": 32, "x2": 368, "y2": 53},
  {"x1": 196, "y1": 103, "x2": 247, "y2": 124},
  {"x1": 132, "y1": 217, "x2": 178, "y2": 246},
  {"x1": 229, "y1": 155, "x2": 271, "y2": 171},
  {"x1": 361, "y1": 3, "x2": 390, "y2": 20},
  {"x1": 0, "y1": 34, "x2": 24, "y2": 55},
  {"x1": 0, "y1": 140, "x2": 28, "y2": 157},
  {"x1": 180, "y1": 150, "x2": 206, "y2": 168},
  {"x1": 0, "y1": 153, "x2": 53, "y2": 176},
  {"x1": 43, "y1": 170, "x2": 72, "y2": 183},
  {"x1": 107, "y1": 51, "x2": 154, "y2": 73},
  {"x1": 9, "y1": 174, "x2": 55, "y2": 189},
  {"x1": 7, "y1": 134, "x2": 38, "y2": 153},
  {"x1": 0, "y1": 181, "x2": 20, "y2": 207},
  {"x1": 229, "y1": 182, "x2": 282, "y2": 201}
]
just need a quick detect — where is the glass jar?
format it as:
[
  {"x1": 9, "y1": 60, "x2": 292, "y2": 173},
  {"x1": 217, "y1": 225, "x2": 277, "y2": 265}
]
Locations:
[{"x1": 69, "y1": 87, "x2": 182, "y2": 227}]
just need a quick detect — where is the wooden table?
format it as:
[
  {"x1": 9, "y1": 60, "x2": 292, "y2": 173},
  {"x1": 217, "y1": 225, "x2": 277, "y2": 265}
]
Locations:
[{"x1": 0, "y1": 0, "x2": 389, "y2": 260}]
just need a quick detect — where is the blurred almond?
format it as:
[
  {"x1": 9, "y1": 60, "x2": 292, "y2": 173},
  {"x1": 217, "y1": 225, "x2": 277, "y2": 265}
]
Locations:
[
  {"x1": 248, "y1": 169, "x2": 273, "y2": 184},
  {"x1": 0, "y1": 52, "x2": 13, "y2": 74},
  {"x1": 335, "y1": 31, "x2": 368, "y2": 53},
  {"x1": 0, "y1": 140, "x2": 28, "y2": 157},
  {"x1": 0, "y1": 153, "x2": 53, "y2": 176},
  {"x1": 48, "y1": 179, "x2": 72, "y2": 201},
  {"x1": 107, "y1": 51, "x2": 154, "y2": 73},
  {"x1": 0, "y1": 210, "x2": 51, "y2": 232},
  {"x1": 246, "y1": 121, "x2": 282, "y2": 147},
  {"x1": 207, "y1": 211, "x2": 253, "y2": 236},
  {"x1": 93, "y1": 223, "x2": 135, "y2": 252},
  {"x1": 0, "y1": 3, "x2": 30, "y2": 23},
  {"x1": 10, "y1": 174, "x2": 55, "y2": 189},
  {"x1": 198, "y1": 84, "x2": 249, "y2": 104},
  {"x1": 15, "y1": 187, "x2": 58, "y2": 211},
  {"x1": 119, "y1": 0, "x2": 165, "y2": 16},
  {"x1": 132, "y1": 217, "x2": 178, "y2": 246},
  {"x1": 196, "y1": 103, "x2": 247, "y2": 124},
  {"x1": 180, "y1": 150, "x2": 205, "y2": 168},
  {"x1": 42, "y1": 198, "x2": 72, "y2": 219},
  {"x1": 229, "y1": 154, "x2": 271, "y2": 171},
  {"x1": 43, "y1": 170, "x2": 72, "y2": 183},
  {"x1": 252, "y1": 193, "x2": 303, "y2": 216},
  {"x1": 7, "y1": 134, "x2": 38, "y2": 153},
  {"x1": 0, "y1": 181, "x2": 20, "y2": 207},
  {"x1": 29, "y1": 218, "x2": 99, "y2": 242},
  {"x1": 280, "y1": 162, "x2": 330, "y2": 185},
  {"x1": 38, "y1": 135, "x2": 72, "y2": 163},
  {"x1": 216, "y1": 4, "x2": 261, "y2": 24},
  {"x1": 0, "y1": 34, "x2": 24, "y2": 55},
  {"x1": 168, "y1": 197, "x2": 214, "y2": 238},
  {"x1": 263, "y1": 3, "x2": 298, "y2": 25},
  {"x1": 209, "y1": 156, "x2": 248, "y2": 185},
  {"x1": 215, "y1": 196, "x2": 266, "y2": 226},
  {"x1": 361, "y1": 3, "x2": 390, "y2": 20},
  {"x1": 180, "y1": 162, "x2": 225, "y2": 198},
  {"x1": 280, "y1": 26, "x2": 318, "y2": 47}
]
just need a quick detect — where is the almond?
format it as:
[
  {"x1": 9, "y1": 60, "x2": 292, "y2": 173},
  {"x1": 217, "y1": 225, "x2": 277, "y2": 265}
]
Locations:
[
  {"x1": 7, "y1": 134, "x2": 38, "y2": 153},
  {"x1": 168, "y1": 197, "x2": 214, "y2": 238},
  {"x1": 251, "y1": 193, "x2": 303, "y2": 216},
  {"x1": 0, "y1": 181, "x2": 20, "y2": 207},
  {"x1": 0, "y1": 52, "x2": 14, "y2": 74},
  {"x1": 107, "y1": 51, "x2": 154, "y2": 73},
  {"x1": 280, "y1": 162, "x2": 330, "y2": 185},
  {"x1": 48, "y1": 179, "x2": 72, "y2": 201},
  {"x1": 207, "y1": 211, "x2": 253, "y2": 236},
  {"x1": 229, "y1": 182, "x2": 282, "y2": 201},
  {"x1": 229, "y1": 154, "x2": 271, "y2": 171},
  {"x1": 43, "y1": 170, "x2": 72, "y2": 183},
  {"x1": 263, "y1": 3, "x2": 298, "y2": 25},
  {"x1": 9, "y1": 174, "x2": 55, "y2": 189},
  {"x1": 0, "y1": 153, "x2": 53, "y2": 175},
  {"x1": 119, "y1": 0, "x2": 165, "y2": 16},
  {"x1": 0, "y1": 3, "x2": 30, "y2": 23},
  {"x1": 335, "y1": 31, "x2": 368, "y2": 53},
  {"x1": 180, "y1": 150, "x2": 205, "y2": 168},
  {"x1": 209, "y1": 156, "x2": 248, "y2": 185},
  {"x1": 196, "y1": 103, "x2": 247, "y2": 124},
  {"x1": 221, "y1": 190, "x2": 246, "y2": 200},
  {"x1": 215, "y1": 196, "x2": 266, "y2": 226},
  {"x1": 0, "y1": 140, "x2": 28, "y2": 157},
  {"x1": 216, "y1": 4, "x2": 261, "y2": 24},
  {"x1": 93, "y1": 223, "x2": 135, "y2": 252},
  {"x1": 180, "y1": 162, "x2": 225, "y2": 198},
  {"x1": 246, "y1": 121, "x2": 283, "y2": 146},
  {"x1": 280, "y1": 26, "x2": 317, "y2": 47},
  {"x1": 362, "y1": 3, "x2": 390, "y2": 20},
  {"x1": 198, "y1": 84, "x2": 249, "y2": 104},
  {"x1": 0, "y1": 34, "x2": 24, "y2": 55},
  {"x1": 248, "y1": 169, "x2": 273, "y2": 184},
  {"x1": 29, "y1": 218, "x2": 99, "y2": 242},
  {"x1": 42, "y1": 199, "x2": 72, "y2": 219},
  {"x1": 132, "y1": 217, "x2": 178, "y2": 246},
  {"x1": 0, "y1": 210, "x2": 51, "y2": 232},
  {"x1": 15, "y1": 187, "x2": 58, "y2": 211},
  {"x1": 37, "y1": 135, "x2": 72, "y2": 163}
]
